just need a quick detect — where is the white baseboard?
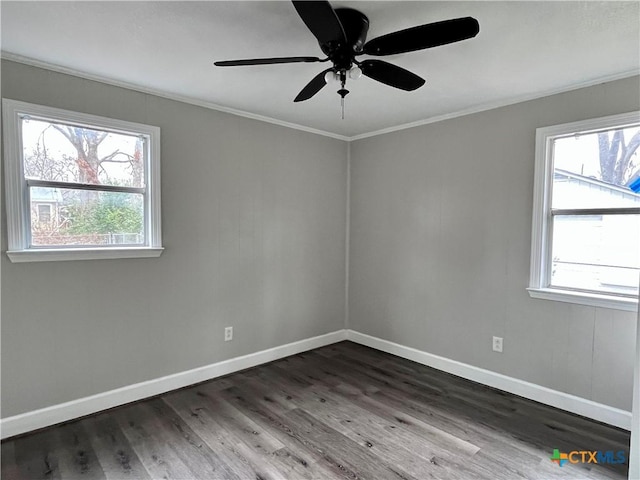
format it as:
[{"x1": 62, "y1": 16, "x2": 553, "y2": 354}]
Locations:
[
  {"x1": 0, "y1": 329, "x2": 348, "y2": 440},
  {"x1": 347, "y1": 330, "x2": 632, "y2": 431},
  {"x1": 2, "y1": 327, "x2": 630, "y2": 439}
]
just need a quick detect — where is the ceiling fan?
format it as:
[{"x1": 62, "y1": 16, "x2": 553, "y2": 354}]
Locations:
[{"x1": 215, "y1": 1, "x2": 479, "y2": 107}]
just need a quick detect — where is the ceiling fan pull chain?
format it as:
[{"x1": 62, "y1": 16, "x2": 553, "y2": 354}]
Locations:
[
  {"x1": 337, "y1": 70, "x2": 349, "y2": 119},
  {"x1": 338, "y1": 89, "x2": 349, "y2": 119}
]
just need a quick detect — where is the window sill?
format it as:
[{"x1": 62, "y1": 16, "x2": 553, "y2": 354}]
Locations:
[
  {"x1": 527, "y1": 287, "x2": 638, "y2": 312},
  {"x1": 6, "y1": 247, "x2": 164, "y2": 263}
]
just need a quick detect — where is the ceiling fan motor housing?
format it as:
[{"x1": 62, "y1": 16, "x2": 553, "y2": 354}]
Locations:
[{"x1": 322, "y1": 8, "x2": 370, "y2": 70}]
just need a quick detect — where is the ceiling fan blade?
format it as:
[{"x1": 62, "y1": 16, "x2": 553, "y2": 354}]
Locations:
[
  {"x1": 294, "y1": 68, "x2": 333, "y2": 102},
  {"x1": 292, "y1": 1, "x2": 346, "y2": 48},
  {"x1": 363, "y1": 17, "x2": 479, "y2": 56},
  {"x1": 360, "y1": 60, "x2": 425, "y2": 91},
  {"x1": 214, "y1": 56, "x2": 323, "y2": 67}
]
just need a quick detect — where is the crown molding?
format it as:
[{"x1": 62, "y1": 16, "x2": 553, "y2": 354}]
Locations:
[
  {"x1": 348, "y1": 69, "x2": 640, "y2": 141},
  {"x1": 2, "y1": 52, "x2": 638, "y2": 142},
  {"x1": 0, "y1": 52, "x2": 350, "y2": 142}
]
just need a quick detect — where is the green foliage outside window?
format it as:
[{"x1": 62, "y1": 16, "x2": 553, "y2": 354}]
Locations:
[{"x1": 66, "y1": 193, "x2": 143, "y2": 237}]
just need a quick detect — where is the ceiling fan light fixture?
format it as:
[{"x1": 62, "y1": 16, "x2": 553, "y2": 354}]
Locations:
[
  {"x1": 349, "y1": 66, "x2": 362, "y2": 80},
  {"x1": 324, "y1": 70, "x2": 340, "y2": 84}
]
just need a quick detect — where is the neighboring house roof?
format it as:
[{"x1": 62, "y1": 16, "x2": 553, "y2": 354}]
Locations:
[
  {"x1": 31, "y1": 187, "x2": 63, "y2": 203},
  {"x1": 553, "y1": 168, "x2": 640, "y2": 208}
]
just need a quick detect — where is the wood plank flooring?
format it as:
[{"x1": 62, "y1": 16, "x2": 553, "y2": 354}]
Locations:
[{"x1": 1, "y1": 341, "x2": 631, "y2": 479}]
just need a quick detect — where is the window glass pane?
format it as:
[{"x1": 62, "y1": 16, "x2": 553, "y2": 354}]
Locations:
[
  {"x1": 30, "y1": 186, "x2": 144, "y2": 247},
  {"x1": 22, "y1": 118, "x2": 145, "y2": 188},
  {"x1": 552, "y1": 124, "x2": 640, "y2": 209},
  {"x1": 550, "y1": 214, "x2": 640, "y2": 296},
  {"x1": 37, "y1": 204, "x2": 51, "y2": 223}
]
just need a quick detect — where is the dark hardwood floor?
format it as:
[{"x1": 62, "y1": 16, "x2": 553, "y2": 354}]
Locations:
[{"x1": 1, "y1": 341, "x2": 631, "y2": 479}]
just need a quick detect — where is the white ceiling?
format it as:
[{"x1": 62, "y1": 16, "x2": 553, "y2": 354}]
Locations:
[{"x1": 1, "y1": 1, "x2": 639, "y2": 139}]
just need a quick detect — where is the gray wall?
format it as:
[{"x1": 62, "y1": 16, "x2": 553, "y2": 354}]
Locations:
[
  {"x1": 349, "y1": 76, "x2": 640, "y2": 411},
  {"x1": 1, "y1": 60, "x2": 348, "y2": 418},
  {"x1": 2, "y1": 58, "x2": 637, "y2": 420}
]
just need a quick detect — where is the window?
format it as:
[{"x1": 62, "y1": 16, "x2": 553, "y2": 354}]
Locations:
[
  {"x1": 2, "y1": 99, "x2": 163, "y2": 262},
  {"x1": 529, "y1": 111, "x2": 640, "y2": 311},
  {"x1": 37, "y1": 204, "x2": 52, "y2": 224}
]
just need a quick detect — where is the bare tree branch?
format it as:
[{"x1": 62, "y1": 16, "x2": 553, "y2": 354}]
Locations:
[
  {"x1": 101, "y1": 158, "x2": 136, "y2": 164},
  {"x1": 99, "y1": 150, "x2": 135, "y2": 164},
  {"x1": 618, "y1": 131, "x2": 640, "y2": 183},
  {"x1": 598, "y1": 129, "x2": 640, "y2": 185}
]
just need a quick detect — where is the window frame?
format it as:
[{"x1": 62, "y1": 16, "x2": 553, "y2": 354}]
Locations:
[
  {"x1": 528, "y1": 111, "x2": 640, "y2": 312},
  {"x1": 2, "y1": 98, "x2": 163, "y2": 262}
]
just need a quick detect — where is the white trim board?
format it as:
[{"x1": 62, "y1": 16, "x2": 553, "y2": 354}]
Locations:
[
  {"x1": 2, "y1": 328, "x2": 631, "y2": 439},
  {"x1": 3, "y1": 52, "x2": 638, "y2": 143},
  {"x1": 346, "y1": 330, "x2": 633, "y2": 431},
  {"x1": 0, "y1": 52, "x2": 349, "y2": 142},
  {"x1": 347, "y1": 69, "x2": 640, "y2": 141},
  {"x1": 0, "y1": 330, "x2": 348, "y2": 440}
]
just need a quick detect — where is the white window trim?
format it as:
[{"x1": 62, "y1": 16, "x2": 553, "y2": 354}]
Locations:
[
  {"x1": 528, "y1": 111, "x2": 640, "y2": 312},
  {"x1": 2, "y1": 99, "x2": 163, "y2": 262}
]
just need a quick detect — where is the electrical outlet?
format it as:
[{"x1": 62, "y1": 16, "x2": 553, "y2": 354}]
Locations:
[
  {"x1": 224, "y1": 326, "x2": 233, "y2": 342},
  {"x1": 492, "y1": 336, "x2": 503, "y2": 353}
]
